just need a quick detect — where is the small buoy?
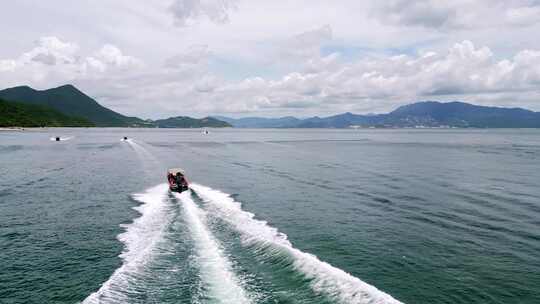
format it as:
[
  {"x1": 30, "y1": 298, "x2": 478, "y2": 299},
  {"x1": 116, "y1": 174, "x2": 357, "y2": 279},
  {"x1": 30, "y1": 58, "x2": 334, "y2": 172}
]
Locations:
[
  {"x1": 55, "y1": 137, "x2": 60, "y2": 141},
  {"x1": 123, "y1": 136, "x2": 128, "y2": 140}
]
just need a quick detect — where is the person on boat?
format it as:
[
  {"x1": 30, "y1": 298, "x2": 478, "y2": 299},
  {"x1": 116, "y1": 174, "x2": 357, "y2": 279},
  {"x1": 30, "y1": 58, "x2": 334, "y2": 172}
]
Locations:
[
  {"x1": 176, "y1": 172, "x2": 188, "y2": 188},
  {"x1": 168, "y1": 173, "x2": 176, "y2": 186},
  {"x1": 167, "y1": 168, "x2": 189, "y2": 192}
]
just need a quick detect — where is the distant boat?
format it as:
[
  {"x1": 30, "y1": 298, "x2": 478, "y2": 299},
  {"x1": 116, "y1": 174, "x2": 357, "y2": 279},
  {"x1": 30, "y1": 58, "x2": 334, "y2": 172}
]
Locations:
[{"x1": 203, "y1": 129, "x2": 209, "y2": 134}]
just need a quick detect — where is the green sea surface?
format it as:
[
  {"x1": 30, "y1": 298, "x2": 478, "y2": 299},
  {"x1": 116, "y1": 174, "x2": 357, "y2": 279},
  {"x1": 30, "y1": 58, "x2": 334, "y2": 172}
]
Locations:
[{"x1": 1, "y1": 128, "x2": 539, "y2": 304}]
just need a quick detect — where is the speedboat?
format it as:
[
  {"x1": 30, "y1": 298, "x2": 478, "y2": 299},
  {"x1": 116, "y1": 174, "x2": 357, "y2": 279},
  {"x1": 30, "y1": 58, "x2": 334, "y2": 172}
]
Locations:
[{"x1": 167, "y1": 168, "x2": 189, "y2": 193}]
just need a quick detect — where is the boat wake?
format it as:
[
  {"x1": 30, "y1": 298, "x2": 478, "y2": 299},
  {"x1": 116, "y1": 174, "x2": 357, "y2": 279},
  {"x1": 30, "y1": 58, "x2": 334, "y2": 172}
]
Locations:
[
  {"x1": 82, "y1": 184, "x2": 171, "y2": 304},
  {"x1": 125, "y1": 139, "x2": 158, "y2": 162},
  {"x1": 174, "y1": 191, "x2": 253, "y2": 304},
  {"x1": 82, "y1": 181, "x2": 402, "y2": 304},
  {"x1": 124, "y1": 139, "x2": 163, "y2": 175},
  {"x1": 191, "y1": 183, "x2": 403, "y2": 304},
  {"x1": 83, "y1": 139, "x2": 400, "y2": 303}
]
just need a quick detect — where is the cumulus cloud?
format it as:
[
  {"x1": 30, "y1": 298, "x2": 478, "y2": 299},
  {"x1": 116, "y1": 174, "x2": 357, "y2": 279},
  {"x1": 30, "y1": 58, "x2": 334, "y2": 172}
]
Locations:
[
  {"x1": 271, "y1": 25, "x2": 340, "y2": 75},
  {"x1": 4, "y1": 35, "x2": 539, "y2": 117},
  {"x1": 181, "y1": 40, "x2": 540, "y2": 115},
  {"x1": 194, "y1": 75, "x2": 220, "y2": 92},
  {"x1": 284, "y1": 25, "x2": 333, "y2": 59},
  {"x1": 170, "y1": 0, "x2": 236, "y2": 26},
  {"x1": 19, "y1": 36, "x2": 79, "y2": 66},
  {"x1": 0, "y1": 36, "x2": 142, "y2": 91},
  {"x1": 93, "y1": 45, "x2": 142, "y2": 68},
  {"x1": 2, "y1": 1, "x2": 540, "y2": 117}
]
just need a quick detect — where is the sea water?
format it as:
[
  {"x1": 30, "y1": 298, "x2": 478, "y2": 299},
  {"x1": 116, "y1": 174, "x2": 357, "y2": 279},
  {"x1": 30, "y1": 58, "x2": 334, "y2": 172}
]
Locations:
[{"x1": 1, "y1": 128, "x2": 539, "y2": 304}]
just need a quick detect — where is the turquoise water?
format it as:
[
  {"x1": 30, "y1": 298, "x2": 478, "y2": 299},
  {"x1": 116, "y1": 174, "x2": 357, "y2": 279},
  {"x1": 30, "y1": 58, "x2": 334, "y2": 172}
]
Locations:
[{"x1": 1, "y1": 128, "x2": 539, "y2": 304}]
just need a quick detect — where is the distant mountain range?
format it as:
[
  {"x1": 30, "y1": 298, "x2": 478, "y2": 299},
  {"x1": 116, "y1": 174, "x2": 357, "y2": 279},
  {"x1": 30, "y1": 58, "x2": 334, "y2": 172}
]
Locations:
[
  {"x1": 213, "y1": 116, "x2": 302, "y2": 128},
  {"x1": 217, "y1": 101, "x2": 540, "y2": 128},
  {"x1": 0, "y1": 85, "x2": 230, "y2": 128},
  {"x1": 152, "y1": 116, "x2": 231, "y2": 128},
  {"x1": 1, "y1": 84, "x2": 539, "y2": 128}
]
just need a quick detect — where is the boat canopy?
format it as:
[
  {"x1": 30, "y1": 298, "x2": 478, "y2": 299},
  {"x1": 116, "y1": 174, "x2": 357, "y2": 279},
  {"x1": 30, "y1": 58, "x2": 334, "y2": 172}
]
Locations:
[{"x1": 168, "y1": 168, "x2": 185, "y2": 175}]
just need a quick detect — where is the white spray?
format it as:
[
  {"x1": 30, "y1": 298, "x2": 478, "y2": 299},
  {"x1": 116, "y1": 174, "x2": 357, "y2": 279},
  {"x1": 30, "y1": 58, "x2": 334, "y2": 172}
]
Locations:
[
  {"x1": 82, "y1": 184, "x2": 171, "y2": 304},
  {"x1": 175, "y1": 191, "x2": 253, "y2": 304},
  {"x1": 191, "y1": 183, "x2": 403, "y2": 304}
]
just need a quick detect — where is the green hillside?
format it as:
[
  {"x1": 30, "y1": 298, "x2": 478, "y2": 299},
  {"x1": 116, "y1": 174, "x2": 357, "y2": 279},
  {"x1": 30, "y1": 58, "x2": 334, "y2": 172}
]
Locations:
[
  {"x1": 0, "y1": 85, "x2": 147, "y2": 127},
  {"x1": 0, "y1": 98, "x2": 94, "y2": 127},
  {"x1": 154, "y1": 116, "x2": 232, "y2": 128}
]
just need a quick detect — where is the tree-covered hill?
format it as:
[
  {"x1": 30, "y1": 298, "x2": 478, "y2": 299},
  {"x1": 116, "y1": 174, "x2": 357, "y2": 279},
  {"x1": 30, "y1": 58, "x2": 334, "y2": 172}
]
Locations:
[
  {"x1": 153, "y1": 116, "x2": 231, "y2": 128},
  {"x1": 0, "y1": 85, "x2": 147, "y2": 127},
  {"x1": 0, "y1": 84, "x2": 231, "y2": 128},
  {"x1": 0, "y1": 98, "x2": 94, "y2": 127}
]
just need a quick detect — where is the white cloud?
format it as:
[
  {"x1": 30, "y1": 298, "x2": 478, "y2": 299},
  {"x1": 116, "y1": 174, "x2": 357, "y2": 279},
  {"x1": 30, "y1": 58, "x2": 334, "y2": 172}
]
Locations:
[
  {"x1": 372, "y1": 0, "x2": 465, "y2": 29},
  {"x1": 292, "y1": 25, "x2": 333, "y2": 52},
  {"x1": 93, "y1": 44, "x2": 142, "y2": 68},
  {"x1": 0, "y1": 60, "x2": 17, "y2": 72},
  {"x1": 281, "y1": 25, "x2": 333, "y2": 60},
  {"x1": 194, "y1": 75, "x2": 220, "y2": 92},
  {"x1": 506, "y1": 5, "x2": 540, "y2": 26},
  {"x1": 0, "y1": 37, "x2": 142, "y2": 74},
  {"x1": 164, "y1": 44, "x2": 210, "y2": 68},
  {"x1": 176, "y1": 40, "x2": 540, "y2": 115},
  {"x1": 0, "y1": 36, "x2": 143, "y2": 96},
  {"x1": 169, "y1": 0, "x2": 236, "y2": 26},
  {"x1": 3, "y1": 35, "x2": 540, "y2": 117},
  {"x1": 371, "y1": 0, "x2": 540, "y2": 30},
  {"x1": 20, "y1": 36, "x2": 79, "y2": 66},
  {"x1": 81, "y1": 57, "x2": 107, "y2": 74},
  {"x1": 1, "y1": 1, "x2": 540, "y2": 117}
]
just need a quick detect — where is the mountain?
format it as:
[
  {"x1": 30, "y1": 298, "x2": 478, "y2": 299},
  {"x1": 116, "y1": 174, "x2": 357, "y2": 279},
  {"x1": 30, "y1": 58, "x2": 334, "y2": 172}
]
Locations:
[
  {"x1": 0, "y1": 98, "x2": 94, "y2": 127},
  {"x1": 0, "y1": 85, "x2": 231, "y2": 128},
  {"x1": 214, "y1": 116, "x2": 301, "y2": 128},
  {"x1": 296, "y1": 112, "x2": 380, "y2": 128},
  {"x1": 153, "y1": 116, "x2": 231, "y2": 128},
  {"x1": 383, "y1": 101, "x2": 540, "y2": 128},
  {"x1": 218, "y1": 101, "x2": 540, "y2": 128},
  {"x1": 0, "y1": 85, "x2": 147, "y2": 127},
  {"x1": 3, "y1": 84, "x2": 537, "y2": 129}
]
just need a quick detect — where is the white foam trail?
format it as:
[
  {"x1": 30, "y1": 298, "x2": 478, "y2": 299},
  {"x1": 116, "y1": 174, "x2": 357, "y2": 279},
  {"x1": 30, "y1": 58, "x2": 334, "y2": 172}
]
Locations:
[
  {"x1": 175, "y1": 191, "x2": 253, "y2": 304},
  {"x1": 125, "y1": 139, "x2": 157, "y2": 162},
  {"x1": 82, "y1": 184, "x2": 171, "y2": 304},
  {"x1": 125, "y1": 139, "x2": 163, "y2": 174},
  {"x1": 191, "y1": 184, "x2": 403, "y2": 304}
]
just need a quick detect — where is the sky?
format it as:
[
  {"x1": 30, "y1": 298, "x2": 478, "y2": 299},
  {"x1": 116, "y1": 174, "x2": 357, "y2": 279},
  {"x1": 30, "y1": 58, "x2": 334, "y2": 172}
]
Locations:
[{"x1": 1, "y1": 0, "x2": 540, "y2": 119}]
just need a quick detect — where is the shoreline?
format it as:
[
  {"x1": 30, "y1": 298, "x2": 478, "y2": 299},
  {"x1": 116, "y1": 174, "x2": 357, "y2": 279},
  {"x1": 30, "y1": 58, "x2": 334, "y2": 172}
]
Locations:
[{"x1": 0, "y1": 127, "x2": 26, "y2": 131}]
